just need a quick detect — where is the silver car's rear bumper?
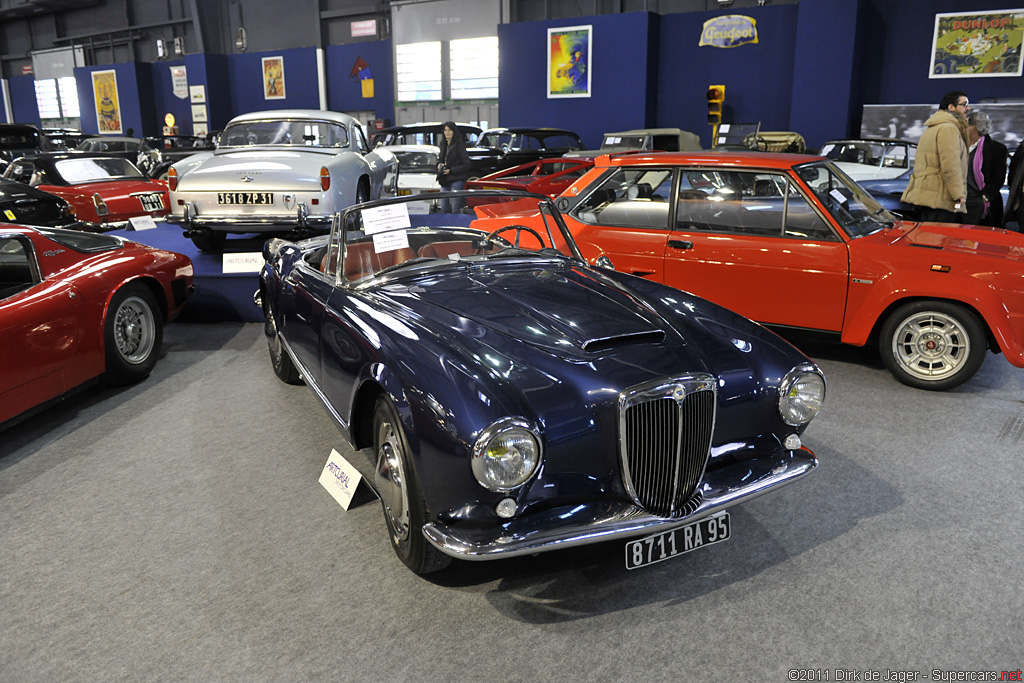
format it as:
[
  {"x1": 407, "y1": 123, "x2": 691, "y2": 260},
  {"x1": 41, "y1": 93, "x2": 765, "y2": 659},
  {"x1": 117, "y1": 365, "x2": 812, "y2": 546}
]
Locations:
[
  {"x1": 421, "y1": 447, "x2": 817, "y2": 560},
  {"x1": 169, "y1": 201, "x2": 331, "y2": 233}
]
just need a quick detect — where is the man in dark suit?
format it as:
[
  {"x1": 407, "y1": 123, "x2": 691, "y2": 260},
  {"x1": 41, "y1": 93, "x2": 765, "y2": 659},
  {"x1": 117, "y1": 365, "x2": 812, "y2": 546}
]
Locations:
[{"x1": 964, "y1": 110, "x2": 1008, "y2": 227}]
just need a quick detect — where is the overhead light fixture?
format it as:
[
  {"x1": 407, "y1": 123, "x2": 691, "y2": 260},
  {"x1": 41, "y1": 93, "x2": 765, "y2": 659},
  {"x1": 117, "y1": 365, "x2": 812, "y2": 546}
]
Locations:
[
  {"x1": 717, "y1": 0, "x2": 733, "y2": 4},
  {"x1": 173, "y1": 37, "x2": 184, "y2": 55},
  {"x1": 235, "y1": 27, "x2": 247, "y2": 53},
  {"x1": 156, "y1": 39, "x2": 166, "y2": 59}
]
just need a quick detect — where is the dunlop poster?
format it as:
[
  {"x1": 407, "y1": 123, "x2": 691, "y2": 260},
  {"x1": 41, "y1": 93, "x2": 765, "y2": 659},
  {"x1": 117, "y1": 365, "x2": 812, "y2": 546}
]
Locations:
[
  {"x1": 930, "y1": 10, "x2": 1024, "y2": 78},
  {"x1": 92, "y1": 70, "x2": 122, "y2": 134}
]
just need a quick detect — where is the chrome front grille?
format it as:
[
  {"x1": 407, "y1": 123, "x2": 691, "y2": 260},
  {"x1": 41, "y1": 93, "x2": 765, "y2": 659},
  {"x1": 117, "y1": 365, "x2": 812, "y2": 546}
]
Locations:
[{"x1": 619, "y1": 375, "x2": 717, "y2": 518}]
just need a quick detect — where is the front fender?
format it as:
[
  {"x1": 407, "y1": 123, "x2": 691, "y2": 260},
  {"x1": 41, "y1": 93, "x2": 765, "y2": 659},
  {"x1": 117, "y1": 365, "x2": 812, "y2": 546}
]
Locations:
[{"x1": 841, "y1": 269, "x2": 1024, "y2": 366}]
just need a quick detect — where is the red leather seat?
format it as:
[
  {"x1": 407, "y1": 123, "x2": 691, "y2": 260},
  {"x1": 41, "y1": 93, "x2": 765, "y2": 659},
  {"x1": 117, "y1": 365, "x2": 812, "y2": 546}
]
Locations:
[
  {"x1": 417, "y1": 241, "x2": 478, "y2": 259},
  {"x1": 343, "y1": 241, "x2": 416, "y2": 280}
]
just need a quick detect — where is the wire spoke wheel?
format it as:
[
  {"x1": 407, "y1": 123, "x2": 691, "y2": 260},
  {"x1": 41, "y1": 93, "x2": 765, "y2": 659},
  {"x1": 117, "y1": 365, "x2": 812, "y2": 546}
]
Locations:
[{"x1": 113, "y1": 295, "x2": 156, "y2": 364}]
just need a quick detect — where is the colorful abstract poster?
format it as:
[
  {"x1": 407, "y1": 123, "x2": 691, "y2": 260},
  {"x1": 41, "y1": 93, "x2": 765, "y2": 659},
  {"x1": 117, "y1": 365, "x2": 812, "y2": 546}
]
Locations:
[
  {"x1": 548, "y1": 25, "x2": 591, "y2": 98},
  {"x1": 930, "y1": 10, "x2": 1024, "y2": 78},
  {"x1": 92, "y1": 70, "x2": 121, "y2": 134},
  {"x1": 262, "y1": 56, "x2": 286, "y2": 99}
]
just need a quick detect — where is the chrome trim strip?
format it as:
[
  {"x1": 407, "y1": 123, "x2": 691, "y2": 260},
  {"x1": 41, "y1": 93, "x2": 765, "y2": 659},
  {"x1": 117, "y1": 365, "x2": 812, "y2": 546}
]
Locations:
[
  {"x1": 421, "y1": 448, "x2": 817, "y2": 560},
  {"x1": 278, "y1": 333, "x2": 350, "y2": 432}
]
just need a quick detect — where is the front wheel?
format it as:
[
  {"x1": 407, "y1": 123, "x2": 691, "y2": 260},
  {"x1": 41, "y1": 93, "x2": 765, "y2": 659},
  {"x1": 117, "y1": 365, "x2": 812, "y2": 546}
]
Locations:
[
  {"x1": 103, "y1": 283, "x2": 163, "y2": 385},
  {"x1": 265, "y1": 310, "x2": 301, "y2": 384},
  {"x1": 373, "y1": 396, "x2": 451, "y2": 574},
  {"x1": 879, "y1": 301, "x2": 987, "y2": 390}
]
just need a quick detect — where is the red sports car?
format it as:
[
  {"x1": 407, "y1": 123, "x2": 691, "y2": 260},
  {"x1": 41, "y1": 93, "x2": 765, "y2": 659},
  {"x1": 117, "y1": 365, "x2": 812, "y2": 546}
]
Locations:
[
  {"x1": 541, "y1": 151, "x2": 1024, "y2": 390},
  {"x1": 2, "y1": 153, "x2": 170, "y2": 229},
  {"x1": 0, "y1": 225, "x2": 193, "y2": 426},
  {"x1": 465, "y1": 156, "x2": 594, "y2": 203}
]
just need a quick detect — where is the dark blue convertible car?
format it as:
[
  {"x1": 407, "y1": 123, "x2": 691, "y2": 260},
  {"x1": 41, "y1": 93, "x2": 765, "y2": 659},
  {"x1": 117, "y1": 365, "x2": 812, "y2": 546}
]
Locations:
[{"x1": 257, "y1": 190, "x2": 826, "y2": 574}]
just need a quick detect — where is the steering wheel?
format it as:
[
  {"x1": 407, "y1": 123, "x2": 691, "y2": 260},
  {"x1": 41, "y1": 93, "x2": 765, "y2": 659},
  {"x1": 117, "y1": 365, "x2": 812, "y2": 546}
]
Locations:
[{"x1": 485, "y1": 224, "x2": 546, "y2": 250}]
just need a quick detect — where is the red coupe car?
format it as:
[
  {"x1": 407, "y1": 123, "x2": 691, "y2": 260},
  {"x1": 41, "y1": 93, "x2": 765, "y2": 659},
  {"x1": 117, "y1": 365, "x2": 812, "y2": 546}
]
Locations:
[
  {"x1": 525, "y1": 151, "x2": 1024, "y2": 390},
  {"x1": 0, "y1": 225, "x2": 193, "y2": 426},
  {"x1": 2, "y1": 153, "x2": 170, "y2": 229},
  {"x1": 465, "y1": 156, "x2": 594, "y2": 202}
]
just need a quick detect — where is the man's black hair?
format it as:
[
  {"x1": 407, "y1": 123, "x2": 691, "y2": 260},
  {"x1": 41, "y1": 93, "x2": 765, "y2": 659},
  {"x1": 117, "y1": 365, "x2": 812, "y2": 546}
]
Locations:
[{"x1": 940, "y1": 91, "x2": 967, "y2": 111}]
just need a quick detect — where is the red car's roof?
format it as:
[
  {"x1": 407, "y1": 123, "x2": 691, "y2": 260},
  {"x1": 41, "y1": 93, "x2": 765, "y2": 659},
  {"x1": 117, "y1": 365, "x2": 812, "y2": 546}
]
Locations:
[{"x1": 594, "y1": 150, "x2": 825, "y2": 169}]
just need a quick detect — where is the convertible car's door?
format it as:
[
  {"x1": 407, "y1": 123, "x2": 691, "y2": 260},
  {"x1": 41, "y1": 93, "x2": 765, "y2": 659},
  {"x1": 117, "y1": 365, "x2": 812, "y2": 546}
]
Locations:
[
  {"x1": 280, "y1": 255, "x2": 336, "y2": 387},
  {"x1": 663, "y1": 169, "x2": 850, "y2": 332}
]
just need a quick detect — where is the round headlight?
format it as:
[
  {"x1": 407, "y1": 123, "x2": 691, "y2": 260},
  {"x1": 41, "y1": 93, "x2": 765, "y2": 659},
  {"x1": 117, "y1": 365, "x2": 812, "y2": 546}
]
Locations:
[
  {"x1": 778, "y1": 365, "x2": 826, "y2": 426},
  {"x1": 472, "y1": 418, "x2": 541, "y2": 492}
]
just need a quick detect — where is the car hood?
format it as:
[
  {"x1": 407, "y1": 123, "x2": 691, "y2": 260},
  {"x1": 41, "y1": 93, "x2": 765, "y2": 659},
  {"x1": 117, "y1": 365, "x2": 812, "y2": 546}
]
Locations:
[
  {"x1": 377, "y1": 262, "x2": 688, "y2": 357},
  {"x1": 177, "y1": 149, "x2": 341, "y2": 191},
  {"x1": 898, "y1": 221, "x2": 1024, "y2": 261}
]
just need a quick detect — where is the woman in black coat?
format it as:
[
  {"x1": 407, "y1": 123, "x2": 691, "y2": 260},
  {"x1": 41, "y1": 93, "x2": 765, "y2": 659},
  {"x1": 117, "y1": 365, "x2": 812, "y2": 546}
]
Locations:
[
  {"x1": 437, "y1": 121, "x2": 472, "y2": 212},
  {"x1": 965, "y1": 110, "x2": 1008, "y2": 227}
]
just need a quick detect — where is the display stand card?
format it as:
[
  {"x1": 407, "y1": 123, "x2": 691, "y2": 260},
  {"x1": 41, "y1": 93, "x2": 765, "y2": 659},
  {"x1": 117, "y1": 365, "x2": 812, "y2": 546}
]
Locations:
[
  {"x1": 222, "y1": 252, "x2": 264, "y2": 273},
  {"x1": 128, "y1": 216, "x2": 158, "y2": 231},
  {"x1": 319, "y1": 448, "x2": 370, "y2": 510}
]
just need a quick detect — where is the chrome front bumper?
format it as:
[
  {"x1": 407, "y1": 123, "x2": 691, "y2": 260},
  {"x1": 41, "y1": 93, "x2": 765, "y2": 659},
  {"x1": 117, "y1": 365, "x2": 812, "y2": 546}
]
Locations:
[{"x1": 421, "y1": 447, "x2": 817, "y2": 560}]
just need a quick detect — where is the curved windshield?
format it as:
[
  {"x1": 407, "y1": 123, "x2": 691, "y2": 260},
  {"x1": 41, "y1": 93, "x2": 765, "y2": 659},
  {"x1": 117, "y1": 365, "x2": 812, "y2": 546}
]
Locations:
[
  {"x1": 393, "y1": 149, "x2": 439, "y2": 172},
  {"x1": 795, "y1": 161, "x2": 895, "y2": 238},
  {"x1": 319, "y1": 191, "x2": 584, "y2": 283},
  {"x1": 220, "y1": 120, "x2": 349, "y2": 148},
  {"x1": 35, "y1": 226, "x2": 123, "y2": 252}
]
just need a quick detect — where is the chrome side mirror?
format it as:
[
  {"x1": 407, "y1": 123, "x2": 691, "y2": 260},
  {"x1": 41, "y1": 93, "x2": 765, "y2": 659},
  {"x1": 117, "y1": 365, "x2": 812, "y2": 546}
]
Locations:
[{"x1": 594, "y1": 256, "x2": 615, "y2": 270}]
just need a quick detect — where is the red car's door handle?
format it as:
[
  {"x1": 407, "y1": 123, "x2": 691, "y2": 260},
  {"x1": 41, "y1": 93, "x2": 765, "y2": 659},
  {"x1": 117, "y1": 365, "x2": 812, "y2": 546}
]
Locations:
[{"x1": 668, "y1": 240, "x2": 693, "y2": 250}]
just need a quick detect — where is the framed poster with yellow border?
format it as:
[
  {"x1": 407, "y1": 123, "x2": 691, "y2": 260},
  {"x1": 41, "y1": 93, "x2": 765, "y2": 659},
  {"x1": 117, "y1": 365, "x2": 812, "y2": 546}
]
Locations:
[
  {"x1": 548, "y1": 25, "x2": 591, "y2": 98},
  {"x1": 262, "y1": 56, "x2": 286, "y2": 99},
  {"x1": 930, "y1": 10, "x2": 1024, "y2": 78},
  {"x1": 92, "y1": 70, "x2": 122, "y2": 134}
]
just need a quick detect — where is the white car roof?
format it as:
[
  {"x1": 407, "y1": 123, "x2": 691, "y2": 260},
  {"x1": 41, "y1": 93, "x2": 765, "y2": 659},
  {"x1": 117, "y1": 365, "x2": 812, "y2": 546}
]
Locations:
[{"x1": 226, "y1": 109, "x2": 360, "y2": 126}]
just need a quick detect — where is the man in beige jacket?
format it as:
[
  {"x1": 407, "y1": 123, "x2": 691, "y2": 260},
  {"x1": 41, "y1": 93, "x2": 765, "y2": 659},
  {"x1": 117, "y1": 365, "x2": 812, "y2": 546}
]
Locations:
[{"x1": 901, "y1": 91, "x2": 970, "y2": 223}]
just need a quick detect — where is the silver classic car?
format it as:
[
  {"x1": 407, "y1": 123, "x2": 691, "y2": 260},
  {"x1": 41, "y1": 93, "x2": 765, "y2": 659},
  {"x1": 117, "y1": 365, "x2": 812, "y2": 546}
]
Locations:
[{"x1": 167, "y1": 110, "x2": 398, "y2": 252}]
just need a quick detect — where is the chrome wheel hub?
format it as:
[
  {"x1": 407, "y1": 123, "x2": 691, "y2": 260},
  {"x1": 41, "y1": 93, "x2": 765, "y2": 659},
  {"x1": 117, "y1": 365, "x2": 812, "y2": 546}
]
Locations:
[
  {"x1": 114, "y1": 296, "x2": 155, "y2": 364},
  {"x1": 374, "y1": 421, "x2": 410, "y2": 541},
  {"x1": 892, "y1": 312, "x2": 969, "y2": 380}
]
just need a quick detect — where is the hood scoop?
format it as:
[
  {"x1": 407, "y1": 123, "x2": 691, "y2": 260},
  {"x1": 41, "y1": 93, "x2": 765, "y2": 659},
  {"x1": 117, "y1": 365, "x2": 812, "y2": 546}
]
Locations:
[
  {"x1": 582, "y1": 330, "x2": 666, "y2": 353},
  {"x1": 909, "y1": 242, "x2": 943, "y2": 250}
]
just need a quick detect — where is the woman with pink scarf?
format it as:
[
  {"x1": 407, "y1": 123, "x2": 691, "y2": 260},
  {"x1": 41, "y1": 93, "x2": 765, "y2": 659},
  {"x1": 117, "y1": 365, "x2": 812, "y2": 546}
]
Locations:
[{"x1": 964, "y1": 110, "x2": 1008, "y2": 227}]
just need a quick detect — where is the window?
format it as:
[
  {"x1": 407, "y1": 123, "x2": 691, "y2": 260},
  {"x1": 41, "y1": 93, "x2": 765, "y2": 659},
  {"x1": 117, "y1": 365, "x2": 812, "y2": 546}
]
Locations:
[
  {"x1": 0, "y1": 236, "x2": 38, "y2": 300},
  {"x1": 396, "y1": 42, "x2": 442, "y2": 102},
  {"x1": 450, "y1": 36, "x2": 498, "y2": 100},
  {"x1": 574, "y1": 168, "x2": 673, "y2": 229},
  {"x1": 34, "y1": 76, "x2": 80, "y2": 122},
  {"x1": 675, "y1": 169, "x2": 836, "y2": 241}
]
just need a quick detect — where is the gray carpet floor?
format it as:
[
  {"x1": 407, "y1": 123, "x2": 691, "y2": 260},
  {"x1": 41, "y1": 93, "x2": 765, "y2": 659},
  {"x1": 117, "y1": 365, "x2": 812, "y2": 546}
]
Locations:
[{"x1": 1, "y1": 322, "x2": 1022, "y2": 682}]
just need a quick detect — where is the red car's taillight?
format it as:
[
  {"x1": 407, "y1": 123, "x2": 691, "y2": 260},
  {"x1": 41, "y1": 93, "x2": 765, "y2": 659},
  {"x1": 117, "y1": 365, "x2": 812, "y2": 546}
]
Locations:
[
  {"x1": 168, "y1": 166, "x2": 178, "y2": 191},
  {"x1": 320, "y1": 166, "x2": 330, "y2": 191},
  {"x1": 92, "y1": 193, "x2": 109, "y2": 216}
]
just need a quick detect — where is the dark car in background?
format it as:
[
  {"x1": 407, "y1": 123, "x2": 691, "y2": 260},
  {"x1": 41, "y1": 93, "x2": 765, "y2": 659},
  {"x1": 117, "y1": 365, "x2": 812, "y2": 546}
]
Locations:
[
  {"x1": 144, "y1": 134, "x2": 219, "y2": 179},
  {"x1": 75, "y1": 136, "x2": 160, "y2": 176},
  {"x1": 371, "y1": 121, "x2": 482, "y2": 147},
  {"x1": 467, "y1": 127, "x2": 585, "y2": 178},
  {"x1": 0, "y1": 176, "x2": 81, "y2": 229},
  {"x1": 0, "y1": 124, "x2": 55, "y2": 172}
]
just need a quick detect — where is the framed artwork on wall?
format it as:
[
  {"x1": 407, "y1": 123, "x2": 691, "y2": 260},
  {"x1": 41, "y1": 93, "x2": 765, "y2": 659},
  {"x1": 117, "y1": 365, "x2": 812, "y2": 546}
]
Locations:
[
  {"x1": 262, "y1": 56, "x2": 286, "y2": 99},
  {"x1": 92, "y1": 70, "x2": 122, "y2": 134},
  {"x1": 929, "y1": 10, "x2": 1024, "y2": 78},
  {"x1": 547, "y1": 25, "x2": 591, "y2": 98}
]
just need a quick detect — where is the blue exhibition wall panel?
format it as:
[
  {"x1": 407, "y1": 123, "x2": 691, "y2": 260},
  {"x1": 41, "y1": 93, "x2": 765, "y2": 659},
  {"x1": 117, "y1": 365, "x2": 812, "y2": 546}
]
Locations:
[
  {"x1": 74, "y1": 62, "x2": 145, "y2": 136},
  {"x1": 225, "y1": 46, "x2": 320, "y2": 118},
  {"x1": 198, "y1": 53, "x2": 233, "y2": 130},
  {"x1": 326, "y1": 41, "x2": 394, "y2": 123},
  {"x1": 9, "y1": 76, "x2": 39, "y2": 125},
  {"x1": 790, "y1": 0, "x2": 862, "y2": 149},
  {"x1": 148, "y1": 61, "x2": 195, "y2": 136},
  {"x1": 658, "y1": 5, "x2": 800, "y2": 149},
  {"x1": 863, "y1": 0, "x2": 1024, "y2": 107},
  {"x1": 498, "y1": 12, "x2": 655, "y2": 149}
]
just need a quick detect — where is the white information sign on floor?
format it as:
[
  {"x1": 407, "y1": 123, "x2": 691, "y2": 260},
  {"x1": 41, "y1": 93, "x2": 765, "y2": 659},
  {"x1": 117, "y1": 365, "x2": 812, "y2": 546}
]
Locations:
[
  {"x1": 222, "y1": 252, "x2": 264, "y2": 273},
  {"x1": 318, "y1": 448, "x2": 365, "y2": 510}
]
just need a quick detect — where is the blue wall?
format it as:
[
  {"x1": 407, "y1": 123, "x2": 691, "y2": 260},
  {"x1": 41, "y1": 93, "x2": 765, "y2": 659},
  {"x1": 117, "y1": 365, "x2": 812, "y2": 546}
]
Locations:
[
  {"x1": 498, "y1": 12, "x2": 656, "y2": 149},
  {"x1": 326, "y1": 41, "x2": 394, "y2": 124},
  {"x1": 9, "y1": 76, "x2": 39, "y2": 125},
  {"x1": 74, "y1": 62, "x2": 148, "y2": 137},
  {"x1": 225, "y1": 46, "x2": 321, "y2": 116}
]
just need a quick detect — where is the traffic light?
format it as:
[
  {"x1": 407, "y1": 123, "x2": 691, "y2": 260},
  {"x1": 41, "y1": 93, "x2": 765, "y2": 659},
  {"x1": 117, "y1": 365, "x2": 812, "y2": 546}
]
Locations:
[{"x1": 707, "y1": 85, "x2": 725, "y2": 125}]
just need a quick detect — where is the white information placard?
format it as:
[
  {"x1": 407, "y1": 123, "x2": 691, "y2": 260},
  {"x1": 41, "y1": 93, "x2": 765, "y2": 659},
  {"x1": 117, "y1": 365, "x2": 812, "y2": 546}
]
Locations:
[
  {"x1": 361, "y1": 204, "x2": 411, "y2": 235},
  {"x1": 318, "y1": 448, "x2": 364, "y2": 510},
  {"x1": 372, "y1": 230, "x2": 410, "y2": 254},
  {"x1": 222, "y1": 252, "x2": 264, "y2": 273},
  {"x1": 128, "y1": 215, "x2": 158, "y2": 231}
]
